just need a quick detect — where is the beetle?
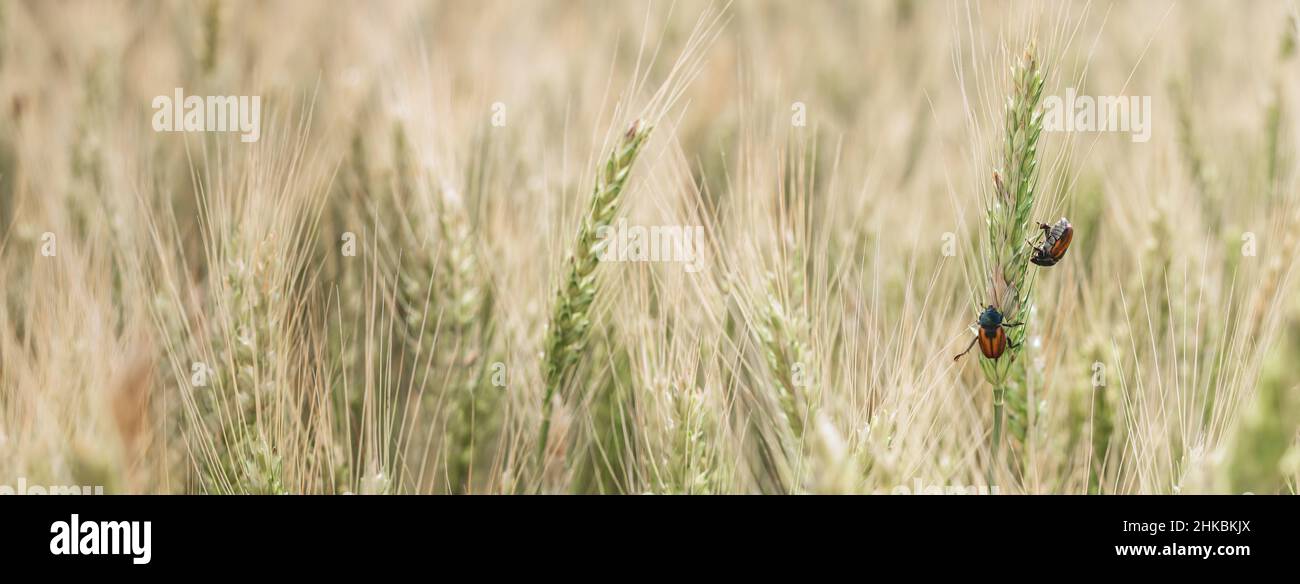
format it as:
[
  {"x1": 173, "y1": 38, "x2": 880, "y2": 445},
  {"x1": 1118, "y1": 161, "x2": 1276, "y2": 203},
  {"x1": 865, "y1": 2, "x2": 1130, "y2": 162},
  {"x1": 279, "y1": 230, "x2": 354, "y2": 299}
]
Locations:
[
  {"x1": 954, "y1": 305, "x2": 1023, "y2": 361},
  {"x1": 1028, "y1": 217, "x2": 1074, "y2": 267}
]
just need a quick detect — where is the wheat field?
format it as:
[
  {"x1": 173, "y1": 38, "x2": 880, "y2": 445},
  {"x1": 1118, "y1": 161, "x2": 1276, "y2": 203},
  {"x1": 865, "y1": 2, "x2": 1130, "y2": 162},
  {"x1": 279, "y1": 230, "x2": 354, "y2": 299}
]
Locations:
[{"x1": 0, "y1": 0, "x2": 1297, "y2": 495}]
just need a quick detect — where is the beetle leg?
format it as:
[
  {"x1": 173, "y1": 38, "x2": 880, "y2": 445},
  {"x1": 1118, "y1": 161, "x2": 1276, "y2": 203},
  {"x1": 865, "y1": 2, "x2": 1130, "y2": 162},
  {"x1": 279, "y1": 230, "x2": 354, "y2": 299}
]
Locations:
[
  {"x1": 1008, "y1": 340, "x2": 1021, "y2": 350},
  {"x1": 953, "y1": 336, "x2": 979, "y2": 361},
  {"x1": 1003, "y1": 321, "x2": 1024, "y2": 328}
]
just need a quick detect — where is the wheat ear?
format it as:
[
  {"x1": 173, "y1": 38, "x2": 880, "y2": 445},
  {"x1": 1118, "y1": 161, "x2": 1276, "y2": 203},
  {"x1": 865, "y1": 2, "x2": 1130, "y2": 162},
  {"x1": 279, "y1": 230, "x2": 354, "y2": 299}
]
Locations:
[
  {"x1": 979, "y1": 42, "x2": 1044, "y2": 483},
  {"x1": 537, "y1": 120, "x2": 653, "y2": 464}
]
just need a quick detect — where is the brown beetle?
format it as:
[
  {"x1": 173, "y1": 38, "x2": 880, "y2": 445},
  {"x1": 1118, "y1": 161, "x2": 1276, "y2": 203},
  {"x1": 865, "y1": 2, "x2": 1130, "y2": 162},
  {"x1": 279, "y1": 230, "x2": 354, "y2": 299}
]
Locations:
[
  {"x1": 954, "y1": 305, "x2": 1023, "y2": 361},
  {"x1": 1029, "y1": 218, "x2": 1073, "y2": 267}
]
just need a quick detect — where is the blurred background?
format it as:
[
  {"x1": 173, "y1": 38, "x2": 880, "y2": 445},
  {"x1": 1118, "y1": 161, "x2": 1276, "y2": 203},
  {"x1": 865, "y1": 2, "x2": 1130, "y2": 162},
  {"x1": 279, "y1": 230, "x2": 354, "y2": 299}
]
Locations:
[{"x1": 0, "y1": 0, "x2": 1297, "y2": 494}]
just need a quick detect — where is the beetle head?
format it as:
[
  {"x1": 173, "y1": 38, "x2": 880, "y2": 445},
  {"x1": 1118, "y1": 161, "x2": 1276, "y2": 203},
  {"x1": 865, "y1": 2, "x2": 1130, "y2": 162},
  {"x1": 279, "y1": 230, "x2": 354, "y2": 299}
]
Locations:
[{"x1": 978, "y1": 305, "x2": 1003, "y2": 328}]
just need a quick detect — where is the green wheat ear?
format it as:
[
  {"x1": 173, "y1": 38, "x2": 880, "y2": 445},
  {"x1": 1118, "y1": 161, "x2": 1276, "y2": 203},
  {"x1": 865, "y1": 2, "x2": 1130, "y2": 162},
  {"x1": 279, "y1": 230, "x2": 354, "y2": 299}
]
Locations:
[
  {"x1": 978, "y1": 41, "x2": 1045, "y2": 485},
  {"x1": 537, "y1": 120, "x2": 653, "y2": 468}
]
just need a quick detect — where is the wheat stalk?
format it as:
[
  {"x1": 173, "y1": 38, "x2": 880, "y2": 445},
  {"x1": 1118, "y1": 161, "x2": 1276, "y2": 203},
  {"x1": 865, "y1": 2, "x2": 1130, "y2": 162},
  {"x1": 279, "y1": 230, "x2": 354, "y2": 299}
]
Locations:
[
  {"x1": 432, "y1": 186, "x2": 499, "y2": 494},
  {"x1": 378, "y1": 117, "x2": 502, "y2": 493},
  {"x1": 537, "y1": 120, "x2": 653, "y2": 470},
  {"x1": 662, "y1": 382, "x2": 722, "y2": 493},
  {"x1": 195, "y1": 234, "x2": 289, "y2": 494},
  {"x1": 754, "y1": 251, "x2": 817, "y2": 483},
  {"x1": 976, "y1": 42, "x2": 1045, "y2": 483}
]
